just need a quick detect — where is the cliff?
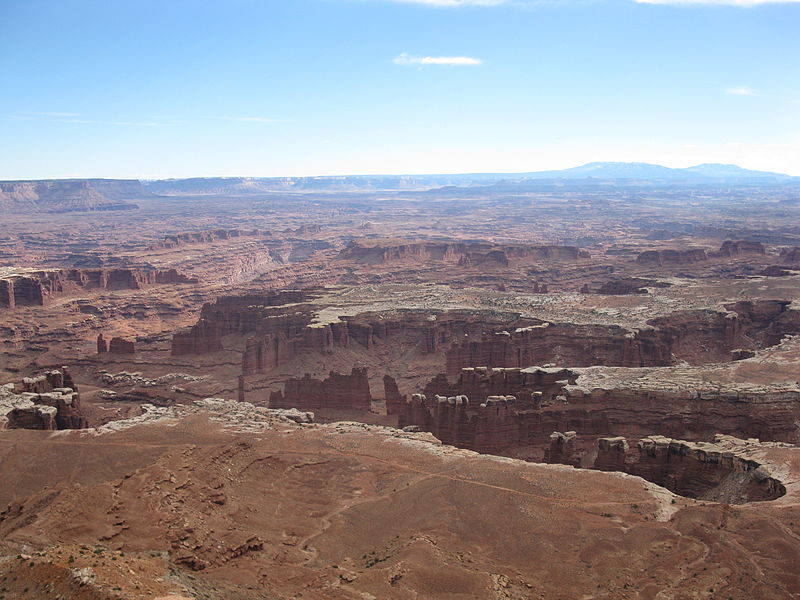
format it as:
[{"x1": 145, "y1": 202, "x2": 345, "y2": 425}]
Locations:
[
  {"x1": 0, "y1": 179, "x2": 149, "y2": 213},
  {"x1": 338, "y1": 239, "x2": 589, "y2": 266},
  {"x1": 269, "y1": 368, "x2": 372, "y2": 411},
  {"x1": 636, "y1": 248, "x2": 708, "y2": 266},
  {"x1": 594, "y1": 435, "x2": 787, "y2": 503},
  {"x1": 1, "y1": 368, "x2": 87, "y2": 430},
  {"x1": 398, "y1": 370, "x2": 800, "y2": 459},
  {"x1": 150, "y1": 229, "x2": 257, "y2": 249},
  {"x1": 0, "y1": 268, "x2": 198, "y2": 309}
]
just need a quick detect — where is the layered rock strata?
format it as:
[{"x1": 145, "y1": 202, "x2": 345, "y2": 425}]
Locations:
[
  {"x1": 594, "y1": 434, "x2": 787, "y2": 503},
  {"x1": 269, "y1": 367, "x2": 372, "y2": 411},
  {"x1": 0, "y1": 268, "x2": 197, "y2": 309},
  {"x1": 338, "y1": 239, "x2": 590, "y2": 266},
  {"x1": 399, "y1": 368, "x2": 800, "y2": 458},
  {"x1": 1, "y1": 368, "x2": 87, "y2": 430}
]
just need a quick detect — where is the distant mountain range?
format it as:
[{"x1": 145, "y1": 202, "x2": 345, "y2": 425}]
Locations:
[
  {"x1": 515, "y1": 162, "x2": 792, "y2": 181},
  {"x1": 142, "y1": 162, "x2": 794, "y2": 195}
]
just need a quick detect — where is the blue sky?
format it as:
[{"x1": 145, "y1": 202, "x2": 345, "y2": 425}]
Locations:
[{"x1": 1, "y1": 0, "x2": 798, "y2": 178}]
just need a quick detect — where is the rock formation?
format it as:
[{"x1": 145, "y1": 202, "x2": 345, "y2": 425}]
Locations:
[
  {"x1": 151, "y1": 229, "x2": 256, "y2": 249},
  {"x1": 593, "y1": 434, "x2": 787, "y2": 503},
  {"x1": 0, "y1": 179, "x2": 147, "y2": 213},
  {"x1": 0, "y1": 268, "x2": 197, "y2": 309},
  {"x1": 339, "y1": 239, "x2": 590, "y2": 266},
  {"x1": 636, "y1": 248, "x2": 708, "y2": 266},
  {"x1": 383, "y1": 374, "x2": 405, "y2": 415},
  {"x1": 269, "y1": 367, "x2": 372, "y2": 411},
  {"x1": 97, "y1": 333, "x2": 108, "y2": 354},
  {"x1": 1, "y1": 368, "x2": 87, "y2": 430},
  {"x1": 714, "y1": 240, "x2": 766, "y2": 257},
  {"x1": 109, "y1": 337, "x2": 136, "y2": 354}
]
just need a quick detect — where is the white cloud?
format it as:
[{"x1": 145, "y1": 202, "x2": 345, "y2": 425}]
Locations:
[
  {"x1": 725, "y1": 87, "x2": 759, "y2": 96},
  {"x1": 635, "y1": 0, "x2": 800, "y2": 5},
  {"x1": 393, "y1": 52, "x2": 482, "y2": 66}
]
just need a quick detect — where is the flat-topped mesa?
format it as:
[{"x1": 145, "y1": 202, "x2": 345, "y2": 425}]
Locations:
[
  {"x1": 269, "y1": 367, "x2": 372, "y2": 411},
  {"x1": 0, "y1": 178, "x2": 147, "y2": 213},
  {"x1": 0, "y1": 268, "x2": 198, "y2": 309},
  {"x1": 563, "y1": 384, "x2": 800, "y2": 444},
  {"x1": 712, "y1": 240, "x2": 766, "y2": 257},
  {"x1": 423, "y1": 366, "x2": 574, "y2": 406},
  {"x1": 150, "y1": 228, "x2": 256, "y2": 249},
  {"x1": 1, "y1": 368, "x2": 87, "y2": 430},
  {"x1": 636, "y1": 240, "x2": 767, "y2": 267},
  {"x1": 108, "y1": 337, "x2": 136, "y2": 355},
  {"x1": 338, "y1": 238, "x2": 590, "y2": 266},
  {"x1": 444, "y1": 303, "x2": 798, "y2": 373},
  {"x1": 594, "y1": 435, "x2": 787, "y2": 503},
  {"x1": 171, "y1": 290, "x2": 311, "y2": 356},
  {"x1": 636, "y1": 248, "x2": 708, "y2": 266},
  {"x1": 582, "y1": 277, "x2": 671, "y2": 295},
  {"x1": 400, "y1": 369, "x2": 800, "y2": 461}
]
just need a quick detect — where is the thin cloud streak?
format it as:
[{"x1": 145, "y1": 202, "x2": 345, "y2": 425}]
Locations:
[
  {"x1": 725, "y1": 87, "x2": 759, "y2": 96},
  {"x1": 393, "y1": 52, "x2": 482, "y2": 66}
]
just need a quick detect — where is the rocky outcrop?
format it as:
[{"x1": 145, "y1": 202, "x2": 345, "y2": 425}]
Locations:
[
  {"x1": 422, "y1": 366, "x2": 573, "y2": 406},
  {"x1": 171, "y1": 291, "x2": 310, "y2": 356},
  {"x1": 545, "y1": 431, "x2": 579, "y2": 466},
  {"x1": 269, "y1": 368, "x2": 372, "y2": 411},
  {"x1": 338, "y1": 239, "x2": 589, "y2": 266},
  {"x1": 594, "y1": 435, "x2": 787, "y2": 504},
  {"x1": 0, "y1": 179, "x2": 147, "y2": 213},
  {"x1": 713, "y1": 240, "x2": 766, "y2": 257},
  {"x1": 383, "y1": 375, "x2": 405, "y2": 415},
  {"x1": 97, "y1": 334, "x2": 108, "y2": 354},
  {"x1": 583, "y1": 278, "x2": 670, "y2": 295},
  {"x1": 1, "y1": 369, "x2": 87, "y2": 430},
  {"x1": 151, "y1": 229, "x2": 256, "y2": 249},
  {"x1": 109, "y1": 337, "x2": 135, "y2": 354},
  {"x1": 0, "y1": 268, "x2": 198, "y2": 309},
  {"x1": 399, "y1": 370, "x2": 800, "y2": 460},
  {"x1": 636, "y1": 249, "x2": 708, "y2": 266}
]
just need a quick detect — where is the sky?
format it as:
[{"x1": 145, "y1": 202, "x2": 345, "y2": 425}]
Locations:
[{"x1": 0, "y1": 0, "x2": 799, "y2": 179}]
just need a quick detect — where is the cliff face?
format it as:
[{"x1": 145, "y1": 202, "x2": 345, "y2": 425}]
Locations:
[
  {"x1": 1, "y1": 368, "x2": 87, "y2": 430},
  {"x1": 151, "y1": 229, "x2": 256, "y2": 249},
  {"x1": 0, "y1": 268, "x2": 197, "y2": 309},
  {"x1": 398, "y1": 370, "x2": 800, "y2": 458},
  {"x1": 269, "y1": 367, "x2": 372, "y2": 411},
  {"x1": 338, "y1": 239, "x2": 589, "y2": 266},
  {"x1": 636, "y1": 249, "x2": 708, "y2": 266},
  {"x1": 444, "y1": 304, "x2": 800, "y2": 373},
  {"x1": 594, "y1": 435, "x2": 787, "y2": 504},
  {"x1": 714, "y1": 240, "x2": 766, "y2": 257},
  {"x1": 0, "y1": 179, "x2": 148, "y2": 213}
]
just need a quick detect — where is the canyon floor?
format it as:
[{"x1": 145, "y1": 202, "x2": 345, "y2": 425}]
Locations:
[{"x1": 2, "y1": 176, "x2": 800, "y2": 598}]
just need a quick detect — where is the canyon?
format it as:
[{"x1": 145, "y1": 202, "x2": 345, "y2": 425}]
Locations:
[{"x1": 2, "y1": 173, "x2": 800, "y2": 598}]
